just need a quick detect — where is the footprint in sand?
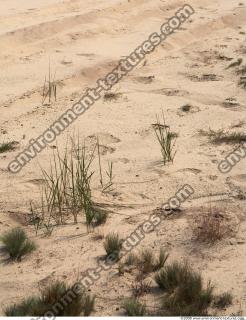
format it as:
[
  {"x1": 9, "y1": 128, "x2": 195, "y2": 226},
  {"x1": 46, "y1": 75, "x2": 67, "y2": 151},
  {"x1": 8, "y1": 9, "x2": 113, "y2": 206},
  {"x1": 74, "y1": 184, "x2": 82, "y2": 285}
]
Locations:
[
  {"x1": 134, "y1": 75, "x2": 155, "y2": 84},
  {"x1": 85, "y1": 133, "x2": 121, "y2": 145},
  {"x1": 177, "y1": 104, "x2": 200, "y2": 116},
  {"x1": 151, "y1": 88, "x2": 189, "y2": 97}
]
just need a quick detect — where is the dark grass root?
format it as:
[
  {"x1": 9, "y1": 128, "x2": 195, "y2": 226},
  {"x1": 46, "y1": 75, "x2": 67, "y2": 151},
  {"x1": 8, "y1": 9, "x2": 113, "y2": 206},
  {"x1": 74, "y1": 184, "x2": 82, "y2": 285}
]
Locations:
[
  {"x1": 199, "y1": 129, "x2": 246, "y2": 145},
  {"x1": 103, "y1": 92, "x2": 121, "y2": 101},
  {"x1": 213, "y1": 292, "x2": 233, "y2": 309},
  {"x1": 181, "y1": 104, "x2": 192, "y2": 112},
  {"x1": 5, "y1": 281, "x2": 95, "y2": 316},
  {"x1": 0, "y1": 141, "x2": 17, "y2": 153},
  {"x1": 0, "y1": 228, "x2": 36, "y2": 261}
]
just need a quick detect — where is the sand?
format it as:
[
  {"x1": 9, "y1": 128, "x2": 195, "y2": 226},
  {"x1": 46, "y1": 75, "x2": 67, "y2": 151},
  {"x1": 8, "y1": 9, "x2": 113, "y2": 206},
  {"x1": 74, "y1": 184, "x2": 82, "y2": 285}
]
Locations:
[{"x1": 0, "y1": 0, "x2": 246, "y2": 315}]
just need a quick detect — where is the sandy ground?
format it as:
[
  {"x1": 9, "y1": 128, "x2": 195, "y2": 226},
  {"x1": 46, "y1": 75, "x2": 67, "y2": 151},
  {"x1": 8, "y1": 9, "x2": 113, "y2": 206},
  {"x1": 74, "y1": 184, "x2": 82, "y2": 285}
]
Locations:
[{"x1": 0, "y1": 0, "x2": 246, "y2": 316}]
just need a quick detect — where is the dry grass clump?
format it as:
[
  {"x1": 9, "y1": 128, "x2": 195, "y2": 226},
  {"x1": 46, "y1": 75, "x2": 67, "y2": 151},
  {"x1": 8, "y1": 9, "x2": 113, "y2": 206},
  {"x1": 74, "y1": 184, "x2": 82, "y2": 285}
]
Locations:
[
  {"x1": 0, "y1": 228, "x2": 36, "y2": 261},
  {"x1": 103, "y1": 233, "x2": 122, "y2": 259},
  {"x1": 5, "y1": 281, "x2": 95, "y2": 316},
  {"x1": 153, "y1": 112, "x2": 176, "y2": 165},
  {"x1": 0, "y1": 141, "x2": 17, "y2": 153},
  {"x1": 124, "y1": 252, "x2": 138, "y2": 266},
  {"x1": 123, "y1": 254, "x2": 233, "y2": 316},
  {"x1": 155, "y1": 262, "x2": 214, "y2": 316},
  {"x1": 199, "y1": 129, "x2": 246, "y2": 145},
  {"x1": 122, "y1": 298, "x2": 147, "y2": 316},
  {"x1": 192, "y1": 211, "x2": 232, "y2": 244}
]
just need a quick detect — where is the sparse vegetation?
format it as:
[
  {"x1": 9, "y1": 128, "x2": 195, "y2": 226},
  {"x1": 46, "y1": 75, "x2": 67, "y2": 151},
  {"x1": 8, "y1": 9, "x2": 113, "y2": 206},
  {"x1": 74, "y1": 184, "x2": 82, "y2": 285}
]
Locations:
[
  {"x1": 97, "y1": 137, "x2": 114, "y2": 192},
  {"x1": 136, "y1": 248, "x2": 169, "y2": 274},
  {"x1": 155, "y1": 262, "x2": 214, "y2": 316},
  {"x1": 131, "y1": 278, "x2": 151, "y2": 297},
  {"x1": 0, "y1": 141, "x2": 17, "y2": 153},
  {"x1": 193, "y1": 211, "x2": 231, "y2": 243},
  {"x1": 122, "y1": 298, "x2": 147, "y2": 316},
  {"x1": 213, "y1": 292, "x2": 233, "y2": 309},
  {"x1": 124, "y1": 248, "x2": 168, "y2": 274},
  {"x1": 4, "y1": 281, "x2": 95, "y2": 316},
  {"x1": 103, "y1": 233, "x2": 122, "y2": 259},
  {"x1": 42, "y1": 63, "x2": 57, "y2": 105},
  {"x1": 153, "y1": 112, "x2": 176, "y2": 165},
  {"x1": 199, "y1": 128, "x2": 246, "y2": 144},
  {"x1": 0, "y1": 228, "x2": 36, "y2": 261},
  {"x1": 33, "y1": 138, "x2": 109, "y2": 233}
]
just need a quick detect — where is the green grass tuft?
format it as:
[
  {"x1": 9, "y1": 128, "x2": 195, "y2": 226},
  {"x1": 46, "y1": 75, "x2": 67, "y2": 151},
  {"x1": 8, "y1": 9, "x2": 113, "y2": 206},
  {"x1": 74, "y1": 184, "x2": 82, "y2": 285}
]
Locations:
[
  {"x1": 0, "y1": 228, "x2": 36, "y2": 261},
  {"x1": 153, "y1": 112, "x2": 176, "y2": 165},
  {"x1": 122, "y1": 298, "x2": 147, "y2": 316},
  {"x1": 155, "y1": 262, "x2": 214, "y2": 316},
  {"x1": 103, "y1": 233, "x2": 122, "y2": 259},
  {"x1": 0, "y1": 142, "x2": 16, "y2": 153},
  {"x1": 4, "y1": 281, "x2": 95, "y2": 316}
]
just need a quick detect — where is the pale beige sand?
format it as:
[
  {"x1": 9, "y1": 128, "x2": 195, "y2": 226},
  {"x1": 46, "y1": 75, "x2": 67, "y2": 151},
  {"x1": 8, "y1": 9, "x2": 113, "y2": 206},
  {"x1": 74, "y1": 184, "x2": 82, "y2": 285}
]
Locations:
[{"x1": 0, "y1": 0, "x2": 246, "y2": 315}]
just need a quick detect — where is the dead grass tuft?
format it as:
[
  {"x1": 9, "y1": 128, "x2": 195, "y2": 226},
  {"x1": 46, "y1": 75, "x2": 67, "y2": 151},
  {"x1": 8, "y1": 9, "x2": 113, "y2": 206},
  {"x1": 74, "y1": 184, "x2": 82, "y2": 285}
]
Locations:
[{"x1": 192, "y1": 210, "x2": 233, "y2": 244}]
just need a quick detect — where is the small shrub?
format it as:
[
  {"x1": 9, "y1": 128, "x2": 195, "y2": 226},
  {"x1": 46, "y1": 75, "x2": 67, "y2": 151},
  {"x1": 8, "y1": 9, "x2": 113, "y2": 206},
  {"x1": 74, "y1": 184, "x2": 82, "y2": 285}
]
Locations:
[
  {"x1": 213, "y1": 292, "x2": 233, "y2": 309},
  {"x1": 0, "y1": 141, "x2": 16, "y2": 153},
  {"x1": 123, "y1": 298, "x2": 147, "y2": 316},
  {"x1": 0, "y1": 228, "x2": 36, "y2": 261},
  {"x1": 4, "y1": 281, "x2": 95, "y2": 316},
  {"x1": 155, "y1": 262, "x2": 214, "y2": 316},
  {"x1": 193, "y1": 212, "x2": 230, "y2": 243},
  {"x1": 103, "y1": 233, "x2": 122, "y2": 259}
]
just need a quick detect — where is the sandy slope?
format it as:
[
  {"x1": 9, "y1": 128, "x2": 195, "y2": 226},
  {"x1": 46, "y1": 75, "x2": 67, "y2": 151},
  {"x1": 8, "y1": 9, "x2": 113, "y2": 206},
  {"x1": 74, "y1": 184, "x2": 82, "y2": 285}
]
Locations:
[{"x1": 0, "y1": 0, "x2": 246, "y2": 315}]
